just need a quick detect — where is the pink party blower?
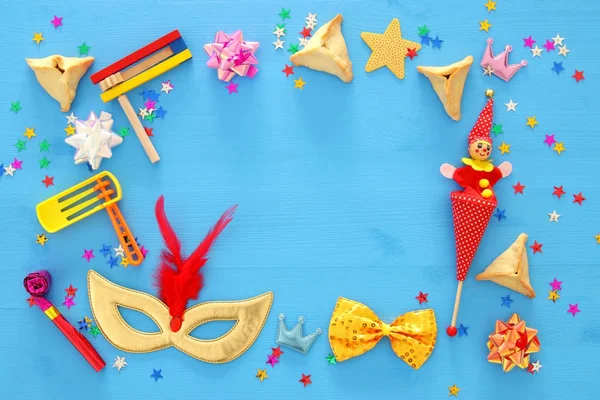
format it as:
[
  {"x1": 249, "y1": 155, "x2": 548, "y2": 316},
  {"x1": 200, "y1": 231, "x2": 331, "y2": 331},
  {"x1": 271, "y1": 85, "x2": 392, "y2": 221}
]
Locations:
[{"x1": 24, "y1": 271, "x2": 106, "y2": 372}]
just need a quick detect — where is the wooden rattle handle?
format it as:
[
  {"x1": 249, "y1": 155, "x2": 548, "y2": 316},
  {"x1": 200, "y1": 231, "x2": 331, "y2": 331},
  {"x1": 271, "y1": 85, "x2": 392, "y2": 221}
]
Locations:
[{"x1": 117, "y1": 94, "x2": 160, "y2": 163}]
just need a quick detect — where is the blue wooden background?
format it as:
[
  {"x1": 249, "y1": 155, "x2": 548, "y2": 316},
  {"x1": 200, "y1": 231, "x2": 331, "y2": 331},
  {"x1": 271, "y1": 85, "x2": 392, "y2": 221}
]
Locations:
[{"x1": 0, "y1": 0, "x2": 598, "y2": 399}]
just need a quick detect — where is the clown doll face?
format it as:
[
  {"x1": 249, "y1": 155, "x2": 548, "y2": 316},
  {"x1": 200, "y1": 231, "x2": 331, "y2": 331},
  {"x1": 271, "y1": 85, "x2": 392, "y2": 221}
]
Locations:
[{"x1": 468, "y1": 140, "x2": 492, "y2": 161}]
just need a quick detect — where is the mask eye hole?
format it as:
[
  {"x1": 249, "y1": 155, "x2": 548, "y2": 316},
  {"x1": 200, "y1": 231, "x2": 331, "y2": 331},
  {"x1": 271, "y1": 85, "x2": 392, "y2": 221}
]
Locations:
[
  {"x1": 118, "y1": 305, "x2": 162, "y2": 333},
  {"x1": 187, "y1": 320, "x2": 237, "y2": 340}
]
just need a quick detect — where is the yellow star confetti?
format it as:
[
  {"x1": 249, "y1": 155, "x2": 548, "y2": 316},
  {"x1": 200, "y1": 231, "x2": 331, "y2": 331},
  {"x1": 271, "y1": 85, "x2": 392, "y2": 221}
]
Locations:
[
  {"x1": 24, "y1": 127, "x2": 36, "y2": 140},
  {"x1": 32, "y1": 32, "x2": 44, "y2": 44},
  {"x1": 361, "y1": 18, "x2": 421, "y2": 80},
  {"x1": 449, "y1": 384, "x2": 460, "y2": 397},
  {"x1": 84, "y1": 316, "x2": 93, "y2": 324},
  {"x1": 121, "y1": 257, "x2": 130, "y2": 268},
  {"x1": 525, "y1": 116, "x2": 538, "y2": 129},
  {"x1": 484, "y1": 0, "x2": 497, "y2": 12},
  {"x1": 479, "y1": 20, "x2": 492, "y2": 32},
  {"x1": 293, "y1": 77, "x2": 306, "y2": 90},
  {"x1": 548, "y1": 290, "x2": 560, "y2": 302},
  {"x1": 64, "y1": 125, "x2": 76, "y2": 136},
  {"x1": 595, "y1": 233, "x2": 600, "y2": 244},
  {"x1": 553, "y1": 142, "x2": 565, "y2": 155},
  {"x1": 256, "y1": 369, "x2": 268, "y2": 382},
  {"x1": 36, "y1": 233, "x2": 48, "y2": 246},
  {"x1": 498, "y1": 142, "x2": 510, "y2": 154}
]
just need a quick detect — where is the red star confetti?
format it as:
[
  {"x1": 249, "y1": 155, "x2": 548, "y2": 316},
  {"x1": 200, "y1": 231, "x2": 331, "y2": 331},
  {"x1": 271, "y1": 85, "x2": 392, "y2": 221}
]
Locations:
[
  {"x1": 406, "y1": 48, "x2": 418, "y2": 60},
  {"x1": 415, "y1": 291, "x2": 429, "y2": 304},
  {"x1": 144, "y1": 127, "x2": 154, "y2": 137},
  {"x1": 42, "y1": 175, "x2": 54, "y2": 188},
  {"x1": 552, "y1": 186, "x2": 565, "y2": 199},
  {"x1": 271, "y1": 346, "x2": 284, "y2": 358},
  {"x1": 27, "y1": 296, "x2": 36, "y2": 307},
  {"x1": 300, "y1": 27, "x2": 312, "y2": 38},
  {"x1": 282, "y1": 64, "x2": 295, "y2": 77},
  {"x1": 513, "y1": 182, "x2": 525, "y2": 194},
  {"x1": 299, "y1": 374, "x2": 312, "y2": 387},
  {"x1": 573, "y1": 192, "x2": 586, "y2": 205},
  {"x1": 572, "y1": 70, "x2": 584, "y2": 82},
  {"x1": 530, "y1": 241, "x2": 543, "y2": 254},
  {"x1": 65, "y1": 284, "x2": 78, "y2": 297}
]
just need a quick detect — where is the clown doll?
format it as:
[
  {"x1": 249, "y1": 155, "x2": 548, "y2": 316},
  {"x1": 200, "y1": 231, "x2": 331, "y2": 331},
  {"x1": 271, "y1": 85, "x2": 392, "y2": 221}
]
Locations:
[{"x1": 440, "y1": 90, "x2": 512, "y2": 337}]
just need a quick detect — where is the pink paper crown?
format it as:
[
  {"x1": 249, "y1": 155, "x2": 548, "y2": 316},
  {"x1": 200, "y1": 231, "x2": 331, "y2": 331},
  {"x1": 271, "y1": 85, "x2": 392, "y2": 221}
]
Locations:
[{"x1": 480, "y1": 38, "x2": 527, "y2": 82}]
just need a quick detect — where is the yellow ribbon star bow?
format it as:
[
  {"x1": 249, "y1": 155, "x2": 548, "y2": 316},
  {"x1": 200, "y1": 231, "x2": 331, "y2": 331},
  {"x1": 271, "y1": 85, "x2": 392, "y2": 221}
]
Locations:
[{"x1": 328, "y1": 297, "x2": 437, "y2": 369}]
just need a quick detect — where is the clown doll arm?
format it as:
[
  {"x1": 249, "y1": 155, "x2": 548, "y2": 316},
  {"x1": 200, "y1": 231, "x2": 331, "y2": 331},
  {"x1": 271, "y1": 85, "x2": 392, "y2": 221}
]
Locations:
[
  {"x1": 498, "y1": 161, "x2": 512, "y2": 177},
  {"x1": 440, "y1": 163, "x2": 456, "y2": 179}
]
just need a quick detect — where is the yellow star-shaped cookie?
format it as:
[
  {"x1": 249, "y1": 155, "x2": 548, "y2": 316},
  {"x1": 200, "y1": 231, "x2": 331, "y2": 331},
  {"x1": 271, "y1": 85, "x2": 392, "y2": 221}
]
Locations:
[
  {"x1": 498, "y1": 142, "x2": 510, "y2": 154},
  {"x1": 361, "y1": 18, "x2": 421, "y2": 80}
]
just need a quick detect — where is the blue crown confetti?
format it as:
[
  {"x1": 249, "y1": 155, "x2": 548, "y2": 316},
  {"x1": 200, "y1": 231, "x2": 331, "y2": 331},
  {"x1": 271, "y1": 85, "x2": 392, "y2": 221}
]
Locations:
[{"x1": 276, "y1": 313, "x2": 322, "y2": 354}]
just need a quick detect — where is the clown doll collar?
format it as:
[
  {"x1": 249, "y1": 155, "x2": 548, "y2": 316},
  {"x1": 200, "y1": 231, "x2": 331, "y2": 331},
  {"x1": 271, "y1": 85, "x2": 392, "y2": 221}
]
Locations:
[{"x1": 461, "y1": 157, "x2": 494, "y2": 172}]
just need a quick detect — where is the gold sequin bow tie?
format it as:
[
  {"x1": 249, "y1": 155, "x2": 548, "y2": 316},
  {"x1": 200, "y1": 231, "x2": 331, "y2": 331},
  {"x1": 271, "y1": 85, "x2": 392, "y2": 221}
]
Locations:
[{"x1": 328, "y1": 297, "x2": 437, "y2": 369}]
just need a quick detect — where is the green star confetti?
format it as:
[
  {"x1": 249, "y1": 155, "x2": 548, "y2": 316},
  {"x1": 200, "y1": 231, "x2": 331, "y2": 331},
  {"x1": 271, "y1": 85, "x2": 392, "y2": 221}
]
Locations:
[
  {"x1": 144, "y1": 113, "x2": 157, "y2": 122},
  {"x1": 278, "y1": 8, "x2": 291, "y2": 21},
  {"x1": 417, "y1": 25, "x2": 430, "y2": 36},
  {"x1": 9, "y1": 101, "x2": 22, "y2": 113},
  {"x1": 89, "y1": 325, "x2": 101, "y2": 337},
  {"x1": 119, "y1": 127, "x2": 130, "y2": 137},
  {"x1": 39, "y1": 139, "x2": 51, "y2": 152},
  {"x1": 288, "y1": 43, "x2": 299, "y2": 54},
  {"x1": 39, "y1": 156, "x2": 51, "y2": 169},
  {"x1": 491, "y1": 123, "x2": 503, "y2": 136},
  {"x1": 15, "y1": 139, "x2": 27, "y2": 152},
  {"x1": 276, "y1": 23, "x2": 286, "y2": 33},
  {"x1": 78, "y1": 42, "x2": 91, "y2": 55},
  {"x1": 326, "y1": 354, "x2": 337, "y2": 365}
]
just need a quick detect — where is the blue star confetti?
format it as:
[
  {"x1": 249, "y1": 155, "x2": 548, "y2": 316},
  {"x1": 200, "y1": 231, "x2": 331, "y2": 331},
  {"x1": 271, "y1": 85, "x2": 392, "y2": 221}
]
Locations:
[
  {"x1": 78, "y1": 320, "x2": 89, "y2": 331},
  {"x1": 494, "y1": 208, "x2": 506, "y2": 221},
  {"x1": 0, "y1": 164, "x2": 4, "y2": 177},
  {"x1": 146, "y1": 90, "x2": 160, "y2": 102},
  {"x1": 139, "y1": 88, "x2": 151, "y2": 100},
  {"x1": 106, "y1": 255, "x2": 119, "y2": 268},
  {"x1": 552, "y1": 62, "x2": 564, "y2": 75},
  {"x1": 431, "y1": 36, "x2": 443, "y2": 49},
  {"x1": 500, "y1": 294, "x2": 514, "y2": 308},
  {"x1": 154, "y1": 107, "x2": 167, "y2": 119},
  {"x1": 99, "y1": 244, "x2": 112, "y2": 257},
  {"x1": 150, "y1": 369, "x2": 163, "y2": 382},
  {"x1": 420, "y1": 33, "x2": 431, "y2": 45},
  {"x1": 458, "y1": 324, "x2": 469, "y2": 337}
]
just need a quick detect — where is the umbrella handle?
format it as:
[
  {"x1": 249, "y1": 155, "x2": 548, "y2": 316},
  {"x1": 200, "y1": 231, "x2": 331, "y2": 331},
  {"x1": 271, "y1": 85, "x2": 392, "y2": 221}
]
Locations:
[{"x1": 447, "y1": 280, "x2": 464, "y2": 337}]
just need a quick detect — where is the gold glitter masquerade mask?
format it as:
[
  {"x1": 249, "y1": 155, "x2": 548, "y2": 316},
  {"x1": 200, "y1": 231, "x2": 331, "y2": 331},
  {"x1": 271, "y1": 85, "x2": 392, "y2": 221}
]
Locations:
[
  {"x1": 328, "y1": 297, "x2": 437, "y2": 369},
  {"x1": 87, "y1": 270, "x2": 273, "y2": 363}
]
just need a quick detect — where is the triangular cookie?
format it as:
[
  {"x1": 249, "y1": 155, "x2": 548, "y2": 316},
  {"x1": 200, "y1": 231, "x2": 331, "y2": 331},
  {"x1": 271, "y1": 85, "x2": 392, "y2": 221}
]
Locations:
[
  {"x1": 417, "y1": 55, "x2": 473, "y2": 121},
  {"x1": 26, "y1": 55, "x2": 94, "y2": 112},
  {"x1": 290, "y1": 14, "x2": 353, "y2": 82},
  {"x1": 476, "y1": 233, "x2": 536, "y2": 298}
]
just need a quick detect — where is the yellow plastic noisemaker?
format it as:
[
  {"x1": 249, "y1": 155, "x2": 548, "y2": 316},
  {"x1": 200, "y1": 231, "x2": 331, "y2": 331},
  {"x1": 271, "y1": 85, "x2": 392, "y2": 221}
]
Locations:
[{"x1": 36, "y1": 171, "x2": 143, "y2": 266}]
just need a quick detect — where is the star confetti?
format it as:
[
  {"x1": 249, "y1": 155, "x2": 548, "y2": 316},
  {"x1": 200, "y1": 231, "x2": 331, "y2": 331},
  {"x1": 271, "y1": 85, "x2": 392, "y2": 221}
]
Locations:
[
  {"x1": 66, "y1": 112, "x2": 78, "y2": 124},
  {"x1": 154, "y1": 107, "x2": 166, "y2": 119},
  {"x1": 548, "y1": 210, "x2": 560, "y2": 222},
  {"x1": 39, "y1": 156, "x2": 51, "y2": 169},
  {"x1": 64, "y1": 125, "x2": 76, "y2": 136},
  {"x1": 24, "y1": 127, "x2": 36, "y2": 140},
  {"x1": 298, "y1": 37, "x2": 309, "y2": 47},
  {"x1": 500, "y1": 294, "x2": 514, "y2": 308},
  {"x1": 78, "y1": 42, "x2": 91, "y2": 55},
  {"x1": 543, "y1": 39, "x2": 555, "y2": 52},
  {"x1": 39, "y1": 139, "x2": 51, "y2": 152},
  {"x1": 4, "y1": 164, "x2": 16, "y2": 176},
  {"x1": 273, "y1": 39, "x2": 285, "y2": 50},
  {"x1": 513, "y1": 182, "x2": 525, "y2": 194},
  {"x1": 299, "y1": 374, "x2": 312, "y2": 387},
  {"x1": 552, "y1": 34, "x2": 565, "y2": 46},
  {"x1": 63, "y1": 296, "x2": 75, "y2": 309},
  {"x1": 573, "y1": 70, "x2": 584, "y2": 82},
  {"x1": 326, "y1": 353, "x2": 337, "y2": 364},
  {"x1": 491, "y1": 123, "x2": 503, "y2": 136},
  {"x1": 553, "y1": 186, "x2": 566, "y2": 198},
  {"x1": 121, "y1": 257, "x2": 130, "y2": 268},
  {"x1": 406, "y1": 48, "x2": 418, "y2": 60},
  {"x1": 282, "y1": 64, "x2": 294, "y2": 77},
  {"x1": 140, "y1": 246, "x2": 149, "y2": 258},
  {"x1": 99, "y1": 244, "x2": 112, "y2": 257},
  {"x1": 27, "y1": 296, "x2": 36, "y2": 307},
  {"x1": 278, "y1": 8, "x2": 291, "y2": 21},
  {"x1": 294, "y1": 77, "x2": 306, "y2": 90},
  {"x1": 484, "y1": 0, "x2": 497, "y2": 11},
  {"x1": 82, "y1": 249, "x2": 95, "y2": 262},
  {"x1": 10, "y1": 101, "x2": 22, "y2": 113},
  {"x1": 544, "y1": 134, "x2": 556, "y2": 147},
  {"x1": 573, "y1": 192, "x2": 585, "y2": 205},
  {"x1": 558, "y1": 45, "x2": 570, "y2": 57},
  {"x1": 494, "y1": 208, "x2": 506, "y2": 221},
  {"x1": 530, "y1": 241, "x2": 543, "y2": 253},
  {"x1": 118, "y1": 127, "x2": 130, "y2": 138},
  {"x1": 458, "y1": 324, "x2": 469, "y2": 337},
  {"x1": 106, "y1": 256, "x2": 119, "y2": 268},
  {"x1": 420, "y1": 33, "x2": 431, "y2": 45},
  {"x1": 50, "y1": 16, "x2": 63, "y2": 28},
  {"x1": 11, "y1": 158, "x2": 21, "y2": 169},
  {"x1": 144, "y1": 112, "x2": 157, "y2": 122},
  {"x1": 78, "y1": 320, "x2": 89, "y2": 331},
  {"x1": 417, "y1": 25, "x2": 430, "y2": 36},
  {"x1": 114, "y1": 245, "x2": 125, "y2": 257},
  {"x1": 431, "y1": 35, "x2": 443, "y2": 49},
  {"x1": 226, "y1": 82, "x2": 238, "y2": 94},
  {"x1": 36, "y1": 233, "x2": 48, "y2": 246},
  {"x1": 553, "y1": 142, "x2": 566, "y2": 155},
  {"x1": 144, "y1": 127, "x2": 153, "y2": 137},
  {"x1": 479, "y1": 20, "x2": 492, "y2": 32},
  {"x1": 288, "y1": 43, "x2": 299, "y2": 54},
  {"x1": 448, "y1": 384, "x2": 460, "y2": 397},
  {"x1": 483, "y1": 65, "x2": 495, "y2": 76},
  {"x1": 271, "y1": 346, "x2": 284, "y2": 358},
  {"x1": 498, "y1": 142, "x2": 510, "y2": 154},
  {"x1": 15, "y1": 139, "x2": 27, "y2": 152},
  {"x1": 552, "y1": 61, "x2": 564, "y2": 75},
  {"x1": 548, "y1": 290, "x2": 560, "y2": 302},
  {"x1": 595, "y1": 234, "x2": 600, "y2": 244},
  {"x1": 256, "y1": 369, "x2": 268, "y2": 382},
  {"x1": 505, "y1": 99, "x2": 518, "y2": 111},
  {"x1": 42, "y1": 175, "x2": 54, "y2": 187},
  {"x1": 32, "y1": 32, "x2": 44, "y2": 44},
  {"x1": 300, "y1": 27, "x2": 312, "y2": 38},
  {"x1": 415, "y1": 291, "x2": 428, "y2": 304},
  {"x1": 526, "y1": 116, "x2": 538, "y2": 129},
  {"x1": 89, "y1": 325, "x2": 100, "y2": 337},
  {"x1": 523, "y1": 36, "x2": 535, "y2": 48},
  {"x1": 530, "y1": 360, "x2": 543, "y2": 373},
  {"x1": 160, "y1": 80, "x2": 174, "y2": 94},
  {"x1": 266, "y1": 354, "x2": 279, "y2": 368},
  {"x1": 531, "y1": 45, "x2": 543, "y2": 57},
  {"x1": 150, "y1": 369, "x2": 163, "y2": 382},
  {"x1": 146, "y1": 90, "x2": 160, "y2": 102},
  {"x1": 273, "y1": 27, "x2": 286, "y2": 38},
  {"x1": 567, "y1": 303, "x2": 580, "y2": 316},
  {"x1": 113, "y1": 356, "x2": 127, "y2": 371}
]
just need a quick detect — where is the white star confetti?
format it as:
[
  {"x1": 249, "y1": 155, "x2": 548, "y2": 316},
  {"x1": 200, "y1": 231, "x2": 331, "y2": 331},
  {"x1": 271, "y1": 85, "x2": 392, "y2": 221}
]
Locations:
[
  {"x1": 160, "y1": 80, "x2": 174, "y2": 94},
  {"x1": 4, "y1": 164, "x2": 16, "y2": 176},
  {"x1": 557, "y1": 45, "x2": 570, "y2": 57},
  {"x1": 298, "y1": 37, "x2": 309, "y2": 47},
  {"x1": 531, "y1": 360, "x2": 543, "y2": 373},
  {"x1": 272, "y1": 39, "x2": 285, "y2": 50},
  {"x1": 548, "y1": 210, "x2": 560, "y2": 223},
  {"x1": 112, "y1": 356, "x2": 127, "y2": 371},
  {"x1": 138, "y1": 108, "x2": 149, "y2": 118},
  {"x1": 305, "y1": 20, "x2": 317, "y2": 30},
  {"x1": 305, "y1": 12, "x2": 318, "y2": 24},
  {"x1": 531, "y1": 46, "x2": 543, "y2": 57},
  {"x1": 552, "y1": 34, "x2": 564, "y2": 46},
  {"x1": 273, "y1": 27, "x2": 285, "y2": 38},
  {"x1": 483, "y1": 65, "x2": 494, "y2": 76},
  {"x1": 114, "y1": 245, "x2": 125, "y2": 257},
  {"x1": 66, "y1": 112, "x2": 78, "y2": 125},
  {"x1": 505, "y1": 100, "x2": 518, "y2": 112}
]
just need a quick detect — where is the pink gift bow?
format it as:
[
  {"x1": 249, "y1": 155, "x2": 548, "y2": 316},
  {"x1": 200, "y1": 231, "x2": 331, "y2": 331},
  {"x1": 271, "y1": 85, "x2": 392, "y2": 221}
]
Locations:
[{"x1": 204, "y1": 30, "x2": 259, "y2": 82}]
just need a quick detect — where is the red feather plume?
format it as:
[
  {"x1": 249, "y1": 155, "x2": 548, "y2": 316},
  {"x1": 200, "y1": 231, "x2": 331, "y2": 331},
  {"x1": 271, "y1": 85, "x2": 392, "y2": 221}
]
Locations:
[{"x1": 153, "y1": 195, "x2": 237, "y2": 332}]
